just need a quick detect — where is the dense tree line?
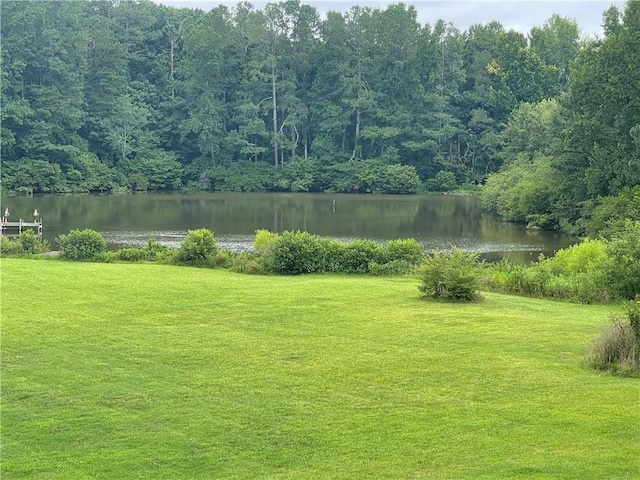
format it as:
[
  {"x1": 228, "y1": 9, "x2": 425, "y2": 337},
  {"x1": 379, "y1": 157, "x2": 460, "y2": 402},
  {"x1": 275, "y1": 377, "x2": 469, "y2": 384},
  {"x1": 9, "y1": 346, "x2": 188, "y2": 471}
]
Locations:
[
  {"x1": 2, "y1": 0, "x2": 580, "y2": 196},
  {"x1": 483, "y1": 2, "x2": 640, "y2": 235}
]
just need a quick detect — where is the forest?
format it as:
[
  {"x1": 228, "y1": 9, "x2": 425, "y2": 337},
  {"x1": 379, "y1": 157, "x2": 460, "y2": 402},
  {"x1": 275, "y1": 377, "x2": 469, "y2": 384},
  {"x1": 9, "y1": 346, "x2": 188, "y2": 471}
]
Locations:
[{"x1": 1, "y1": 0, "x2": 639, "y2": 234}]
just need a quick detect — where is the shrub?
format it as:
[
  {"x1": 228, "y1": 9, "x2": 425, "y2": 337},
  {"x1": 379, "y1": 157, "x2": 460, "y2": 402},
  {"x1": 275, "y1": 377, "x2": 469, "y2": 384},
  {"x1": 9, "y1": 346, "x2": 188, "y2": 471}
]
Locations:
[
  {"x1": 253, "y1": 229, "x2": 279, "y2": 256},
  {"x1": 321, "y1": 239, "x2": 346, "y2": 273},
  {"x1": 270, "y1": 230, "x2": 325, "y2": 275},
  {"x1": 546, "y1": 239, "x2": 607, "y2": 276},
  {"x1": 603, "y1": 221, "x2": 640, "y2": 300},
  {"x1": 544, "y1": 274, "x2": 611, "y2": 304},
  {"x1": 114, "y1": 247, "x2": 147, "y2": 262},
  {"x1": 335, "y1": 239, "x2": 382, "y2": 274},
  {"x1": 382, "y1": 238, "x2": 424, "y2": 265},
  {"x1": 499, "y1": 263, "x2": 550, "y2": 297},
  {"x1": 586, "y1": 300, "x2": 640, "y2": 377},
  {"x1": 17, "y1": 230, "x2": 48, "y2": 254},
  {"x1": 0, "y1": 231, "x2": 49, "y2": 256},
  {"x1": 425, "y1": 170, "x2": 457, "y2": 192},
  {"x1": 57, "y1": 229, "x2": 107, "y2": 260},
  {"x1": 230, "y1": 252, "x2": 267, "y2": 275},
  {"x1": 140, "y1": 238, "x2": 171, "y2": 261},
  {"x1": 627, "y1": 297, "x2": 640, "y2": 341},
  {"x1": 176, "y1": 228, "x2": 219, "y2": 266},
  {"x1": 419, "y1": 248, "x2": 483, "y2": 302},
  {"x1": 369, "y1": 259, "x2": 415, "y2": 276},
  {"x1": 0, "y1": 237, "x2": 23, "y2": 256},
  {"x1": 483, "y1": 249, "x2": 611, "y2": 304}
]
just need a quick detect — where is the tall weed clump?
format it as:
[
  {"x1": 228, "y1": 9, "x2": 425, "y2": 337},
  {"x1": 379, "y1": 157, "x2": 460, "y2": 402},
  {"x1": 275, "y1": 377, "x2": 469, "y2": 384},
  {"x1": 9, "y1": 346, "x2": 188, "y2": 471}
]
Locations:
[
  {"x1": 57, "y1": 229, "x2": 107, "y2": 261},
  {"x1": 586, "y1": 298, "x2": 640, "y2": 376},
  {"x1": 419, "y1": 248, "x2": 483, "y2": 302}
]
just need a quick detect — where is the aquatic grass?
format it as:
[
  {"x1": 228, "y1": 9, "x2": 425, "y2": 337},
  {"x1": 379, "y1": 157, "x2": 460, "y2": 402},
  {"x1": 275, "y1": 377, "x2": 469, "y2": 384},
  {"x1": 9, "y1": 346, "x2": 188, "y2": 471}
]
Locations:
[{"x1": 1, "y1": 259, "x2": 638, "y2": 479}]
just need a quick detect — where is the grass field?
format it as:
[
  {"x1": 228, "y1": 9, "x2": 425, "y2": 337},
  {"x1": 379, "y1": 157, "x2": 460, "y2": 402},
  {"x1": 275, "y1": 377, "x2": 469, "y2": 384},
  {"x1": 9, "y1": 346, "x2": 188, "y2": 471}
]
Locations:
[{"x1": 1, "y1": 258, "x2": 638, "y2": 479}]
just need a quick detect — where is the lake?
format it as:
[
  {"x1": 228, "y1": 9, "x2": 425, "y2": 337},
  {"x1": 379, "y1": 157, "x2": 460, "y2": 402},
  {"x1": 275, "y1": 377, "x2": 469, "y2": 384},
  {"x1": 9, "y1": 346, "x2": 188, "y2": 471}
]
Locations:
[{"x1": 1, "y1": 192, "x2": 578, "y2": 262}]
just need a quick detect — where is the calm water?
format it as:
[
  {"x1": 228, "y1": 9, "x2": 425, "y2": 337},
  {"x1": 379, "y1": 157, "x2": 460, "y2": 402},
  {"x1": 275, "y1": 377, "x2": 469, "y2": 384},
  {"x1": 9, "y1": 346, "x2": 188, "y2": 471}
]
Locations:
[{"x1": 1, "y1": 192, "x2": 578, "y2": 262}]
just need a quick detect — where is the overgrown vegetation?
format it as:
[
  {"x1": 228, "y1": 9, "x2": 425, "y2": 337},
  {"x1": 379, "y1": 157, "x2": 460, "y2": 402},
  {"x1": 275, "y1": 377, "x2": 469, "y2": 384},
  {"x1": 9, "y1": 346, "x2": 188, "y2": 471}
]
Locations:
[
  {"x1": 3, "y1": 222, "x2": 638, "y2": 303},
  {"x1": 482, "y1": 229, "x2": 640, "y2": 303},
  {"x1": 0, "y1": 230, "x2": 49, "y2": 256},
  {"x1": 587, "y1": 298, "x2": 640, "y2": 376},
  {"x1": 419, "y1": 248, "x2": 483, "y2": 302}
]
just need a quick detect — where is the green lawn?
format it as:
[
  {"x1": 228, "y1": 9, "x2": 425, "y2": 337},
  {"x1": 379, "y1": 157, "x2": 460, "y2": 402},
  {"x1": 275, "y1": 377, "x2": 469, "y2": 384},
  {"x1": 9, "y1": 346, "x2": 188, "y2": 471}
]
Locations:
[{"x1": 1, "y1": 258, "x2": 637, "y2": 479}]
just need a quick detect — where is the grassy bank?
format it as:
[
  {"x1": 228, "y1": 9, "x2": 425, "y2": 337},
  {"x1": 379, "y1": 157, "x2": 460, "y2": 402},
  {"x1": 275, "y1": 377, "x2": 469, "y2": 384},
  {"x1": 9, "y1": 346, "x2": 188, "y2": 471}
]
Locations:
[{"x1": 1, "y1": 259, "x2": 637, "y2": 479}]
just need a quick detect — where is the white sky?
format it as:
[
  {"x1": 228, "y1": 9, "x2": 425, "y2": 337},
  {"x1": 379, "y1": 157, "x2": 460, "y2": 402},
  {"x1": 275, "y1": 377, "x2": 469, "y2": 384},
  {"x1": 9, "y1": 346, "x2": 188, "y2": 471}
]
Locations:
[{"x1": 153, "y1": 0, "x2": 627, "y2": 38}]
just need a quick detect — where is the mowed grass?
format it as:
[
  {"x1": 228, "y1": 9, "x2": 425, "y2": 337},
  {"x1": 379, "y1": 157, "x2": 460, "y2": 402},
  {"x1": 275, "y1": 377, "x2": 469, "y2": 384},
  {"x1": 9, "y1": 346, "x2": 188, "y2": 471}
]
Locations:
[{"x1": 1, "y1": 258, "x2": 638, "y2": 479}]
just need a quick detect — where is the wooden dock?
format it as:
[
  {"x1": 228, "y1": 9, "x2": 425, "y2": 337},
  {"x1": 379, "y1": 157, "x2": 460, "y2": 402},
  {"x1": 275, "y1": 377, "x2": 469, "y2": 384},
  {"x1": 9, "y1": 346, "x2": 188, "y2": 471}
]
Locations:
[{"x1": 1, "y1": 220, "x2": 43, "y2": 240}]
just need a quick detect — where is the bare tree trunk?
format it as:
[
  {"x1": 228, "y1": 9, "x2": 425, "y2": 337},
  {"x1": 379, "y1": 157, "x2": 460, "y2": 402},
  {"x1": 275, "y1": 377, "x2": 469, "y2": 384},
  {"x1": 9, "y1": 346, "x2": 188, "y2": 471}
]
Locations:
[
  {"x1": 272, "y1": 63, "x2": 278, "y2": 166},
  {"x1": 350, "y1": 108, "x2": 361, "y2": 161}
]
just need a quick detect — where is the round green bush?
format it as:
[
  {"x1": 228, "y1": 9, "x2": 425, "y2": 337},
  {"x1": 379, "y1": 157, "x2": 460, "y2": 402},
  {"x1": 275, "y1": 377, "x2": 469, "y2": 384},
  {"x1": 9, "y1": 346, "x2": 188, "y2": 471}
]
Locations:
[
  {"x1": 57, "y1": 229, "x2": 107, "y2": 260},
  {"x1": 177, "y1": 228, "x2": 219, "y2": 266},
  {"x1": 270, "y1": 230, "x2": 325, "y2": 275},
  {"x1": 383, "y1": 238, "x2": 424, "y2": 265}
]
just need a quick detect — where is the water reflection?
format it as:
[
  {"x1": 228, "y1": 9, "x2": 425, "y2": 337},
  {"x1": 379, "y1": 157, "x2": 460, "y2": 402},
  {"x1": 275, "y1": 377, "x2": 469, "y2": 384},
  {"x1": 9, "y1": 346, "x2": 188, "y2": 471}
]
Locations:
[{"x1": 1, "y1": 192, "x2": 578, "y2": 262}]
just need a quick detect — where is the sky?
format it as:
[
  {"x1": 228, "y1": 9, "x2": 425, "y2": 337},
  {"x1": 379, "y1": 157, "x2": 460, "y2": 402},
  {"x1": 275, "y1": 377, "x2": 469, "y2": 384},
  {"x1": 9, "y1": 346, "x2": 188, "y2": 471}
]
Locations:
[{"x1": 153, "y1": 0, "x2": 627, "y2": 38}]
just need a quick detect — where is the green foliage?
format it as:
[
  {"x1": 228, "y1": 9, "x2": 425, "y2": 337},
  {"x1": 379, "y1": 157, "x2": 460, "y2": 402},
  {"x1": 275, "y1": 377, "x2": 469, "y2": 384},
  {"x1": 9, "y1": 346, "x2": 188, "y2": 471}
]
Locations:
[
  {"x1": 124, "y1": 153, "x2": 184, "y2": 191},
  {"x1": 114, "y1": 247, "x2": 148, "y2": 262},
  {"x1": 382, "y1": 238, "x2": 425, "y2": 265},
  {"x1": 140, "y1": 239, "x2": 172, "y2": 262},
  {"x1": 483, "y1": 242, "x2": 612, "y2": 303},
  {"x1": 276, "y1": 158, "x2": 319, "y2": 192},
  {"x1": 208, "y1": 162, "x2": 274, "y2": 192},
  {"x1": 419, "y1": 249, "x2": 483, "y2": 302},
  {"x1": 626, "y1": 297, "x2": 640, "y2": 341},
  {"x1": 0, "y1": 230, "x2": 49, "y2": 256},
  {"x1": 177, "y1": 229, "x2": 219, "y2": 266},
  {"x1": 482, "y1": 156, "x2": 560, "y2": 229},
  {"x1": 334, "y1": 239, "x2": 383, "y2": 274},
  {"x1": 425, "y1": 171, "x2": 457, "y2": 192},
  {"x1": 368, "y1": 259, "x2": 416, "y2": 276},
  {"x1": 2, "y1": 0, "x2": 596, "y2": 197},
  {"x1": 57, "y1": 229, "x2": 107, "y2": 261},
  {"x1": 112, "y1": 239, "x2": 174, "y2": 263},
  {"x1": 545, "y1": 239, "x2": 607, "y2": 276},
  {"x1": 1, "y1": 159, "x2": 67, "y2": 194},
  {"x1": 587, "y1": 301, "x2": 640, "y2": 377},
  {"x1": 253, "y1": 229, "x2": 279, "y2": 256},
  {"x1": 18, "y1": 230, "x2": 49, "y2": 254},
  {"x1": 587, "y1": 185, "x2": 640, "y2": 238},
  {"x1": 603, "y1": 221, "x2": 640, "y2": 300},
  {"x1": 229, "y1": 252, "x2": 267, "y2": 275},
  {"x1": 270, "y1": 230, "x2": 325, "y2": 275},
  {"x1": 359, "y1": 163, "x2": 422, "y2": 194},
  {"x1": 0, "y1": 237, "x2": 23, "y2": 256}
]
